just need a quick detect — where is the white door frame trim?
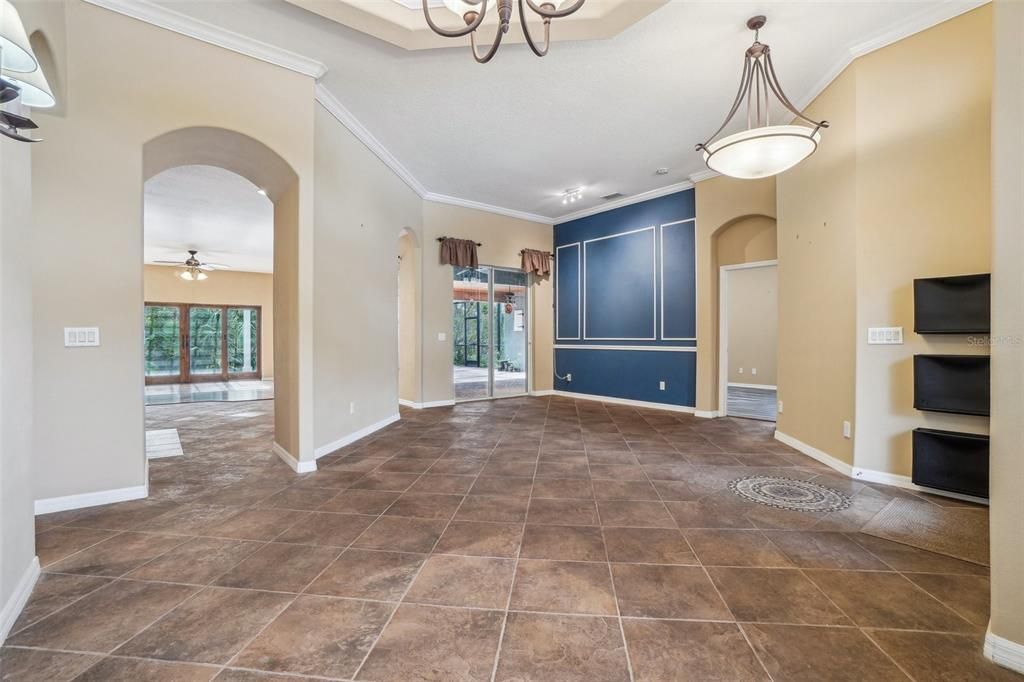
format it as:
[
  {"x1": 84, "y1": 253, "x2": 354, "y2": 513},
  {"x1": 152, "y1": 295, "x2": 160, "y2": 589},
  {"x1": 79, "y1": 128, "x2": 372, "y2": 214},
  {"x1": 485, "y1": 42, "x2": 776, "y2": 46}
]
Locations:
[{"x1": 718, "y1": 259, "x2": 778, "y2": 417}]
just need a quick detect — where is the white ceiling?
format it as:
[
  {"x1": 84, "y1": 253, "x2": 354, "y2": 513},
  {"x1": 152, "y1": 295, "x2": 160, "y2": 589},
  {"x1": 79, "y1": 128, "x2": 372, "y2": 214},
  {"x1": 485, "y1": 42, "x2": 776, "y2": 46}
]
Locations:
[
  {"x1": 147, "y1": 0, "x2": 982, "y2": 222},
  {"x1": 144, "y1": 165, "x2": 274, "y2": 273}
]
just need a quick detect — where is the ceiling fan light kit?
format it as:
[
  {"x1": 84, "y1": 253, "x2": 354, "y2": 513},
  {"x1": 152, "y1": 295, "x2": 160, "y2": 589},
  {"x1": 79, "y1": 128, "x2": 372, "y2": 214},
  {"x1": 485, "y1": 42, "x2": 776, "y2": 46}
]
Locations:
[
  {"x1": 423, "y1": 0, "x2": 584, "y2": 63},
  {"x1": 1, "y1": 0, "x2": 56, "y2": 142},
  {"x1": 153, "y1": 250, "x2": 227, "y2": 282},
  {"x1": 697, "y1": 16, "x2": 828, "y2": 179}
]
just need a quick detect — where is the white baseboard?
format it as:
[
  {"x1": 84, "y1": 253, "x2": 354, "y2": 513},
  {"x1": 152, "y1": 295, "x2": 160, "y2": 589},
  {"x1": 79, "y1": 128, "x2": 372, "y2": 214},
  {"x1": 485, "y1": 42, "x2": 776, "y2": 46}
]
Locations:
[
  {"x1": 0, "y1": 556, "x2": 39, "y2": 644},
  {"x1": 727, "y1": 382, "x2": 778, "y2": 391},
  {"x1": 314, "y1": 413, "x2": 401, "y2": 459},
  {"x1": 400, "y1": 399, "x2": 456, "y2": 409},
  {"x1": 694, "y1": 410, "x2": 721, "y2": 419},
  {"x1": 852, "y1": 467, "x2": 989, "y2": 506},
  {"x1": 398, "y1": 399, "x2": 417, "y2": 408},
  {"x1": 273, "y1": 442, "x2": 317, "y2": 474},
  {"x1": 549, "y1": 390, "x2": 697, "y2": 415},
  {"x1": 530, "y1": 390, "x2": 556, "y2": 397},
  {"x1": 35, "y1": 484, "x2": 148, "y2": 515},
  {"x1": 774, "y1": 431, "x2": 854, "y2": 477},
  {"x1": 986, "y1": 629, "x2": 1024, "y2": 674}
]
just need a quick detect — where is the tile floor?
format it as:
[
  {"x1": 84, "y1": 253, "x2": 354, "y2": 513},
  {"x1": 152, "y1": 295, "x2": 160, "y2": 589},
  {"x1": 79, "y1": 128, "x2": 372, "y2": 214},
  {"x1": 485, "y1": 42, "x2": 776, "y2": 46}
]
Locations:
[{"x1": 3, "y1": 397, "x2": 1015, "y2": 681}]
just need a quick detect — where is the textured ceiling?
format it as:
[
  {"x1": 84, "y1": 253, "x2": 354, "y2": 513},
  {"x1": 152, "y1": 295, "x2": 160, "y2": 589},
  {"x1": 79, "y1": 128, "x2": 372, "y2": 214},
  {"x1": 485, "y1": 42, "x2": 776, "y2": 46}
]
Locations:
[
  {"x1": 144, "y1": 165, "x2": 274, "y2": 273},
  {"x1": 153, "y1": 0, "x2": 980, "y2": 221}
]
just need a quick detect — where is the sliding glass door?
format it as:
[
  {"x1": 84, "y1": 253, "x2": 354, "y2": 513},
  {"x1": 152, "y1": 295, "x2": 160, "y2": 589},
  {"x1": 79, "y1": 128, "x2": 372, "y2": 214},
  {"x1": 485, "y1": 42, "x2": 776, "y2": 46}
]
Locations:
[
  {"x1": 452, "y1": 266, "x2": 528, "y2": 401},
  {"x1": 144, "y1": 303, "x2": 261, "y2": 384}
]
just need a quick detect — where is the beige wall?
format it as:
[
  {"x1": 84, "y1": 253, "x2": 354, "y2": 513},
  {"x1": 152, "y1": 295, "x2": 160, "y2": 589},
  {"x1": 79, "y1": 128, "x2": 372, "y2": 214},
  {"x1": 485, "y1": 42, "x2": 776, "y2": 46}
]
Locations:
[
  {"x1": 694, "y1": 176, "x2": 776, "y2": 413},
  {"x1": 143, "y1": 266, "x2": 275, "y2": 378},
  {"x1": 988, "y1": 0, "x2": 1024, "y2": 661},
  {"x1": 726, "y1": 265, "x2": 777, "y2": 386},
  {"x1": 421, "y1": 202, "x2": 553, "y2": 405},
  {"x1": 313, "y1": 104, "x2": 423, "y2": 453},
  {"x1": 398, "y1": 231, "x2": 421, "y2": 404},
  {"x1": 1, "y1": 122, "x2": 37, "y2": 640},
  {"x1": 852, "y1": 6, "x2": 992, "y2": 476},
  {"x1": 27, "y1": 0, "x2": 316, "y2": 499}
]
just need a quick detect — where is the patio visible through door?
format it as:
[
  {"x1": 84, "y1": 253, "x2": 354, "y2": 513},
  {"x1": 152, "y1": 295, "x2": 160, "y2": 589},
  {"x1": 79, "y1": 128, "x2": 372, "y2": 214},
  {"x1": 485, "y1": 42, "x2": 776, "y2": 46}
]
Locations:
[{"x1": 144, "y1": 303, "x2": 261, "y2": 384}]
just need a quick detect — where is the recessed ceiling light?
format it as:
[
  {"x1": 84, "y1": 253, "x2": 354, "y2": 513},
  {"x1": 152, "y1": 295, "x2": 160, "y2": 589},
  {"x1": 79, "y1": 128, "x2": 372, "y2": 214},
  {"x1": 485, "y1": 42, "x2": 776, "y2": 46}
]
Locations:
[{"x1": 656, "y1": 168, "x2": 670, "y2": 175}]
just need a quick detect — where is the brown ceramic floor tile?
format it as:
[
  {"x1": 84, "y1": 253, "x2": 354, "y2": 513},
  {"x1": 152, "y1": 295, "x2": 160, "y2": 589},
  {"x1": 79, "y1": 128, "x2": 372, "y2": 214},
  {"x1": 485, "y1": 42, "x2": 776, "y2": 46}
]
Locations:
[
  {"x1": 591, "y1": 479, "x2": 661, "y2": 500},
  {"x1": 434, "y1": 521, "x2": 523, "y2": 558},
  {"x1": 306, "y1": 549, "x2": 424, "y2": 600},
  {"x1": 73, "y1": 656, "x2": 220, "y2": 681},
  {"x1": 259, "y1": 486, "x2": 339, "y2": 511},
  {"x1": 481, "y1": 461, "x2": 537, "y2": 477},
  {"x1": 741, "y1": 623, "x2": 908, "y2": 681},
  {"x1": 214, "y1": 669, "x2": 323, "y2": 681},
  {"x1": 470, "y1": 476, "x2": 533, "y2": 497},
  {"x1": 685, "y1": 529, "x2": 795, "y2": 567},
  {"x1": 407, "y1": 474, "x2": 476, "y2": 495},
  {"x1": 603, "y1": 526, "x2": 696, "y2": 565},
  {"x1": 63, "y1": 499, "x2": 179, "y2": 531},
  {"x1": 384, "y1": 493, "x2": 465, "y2": 520},
  {"x1": 531, "y1": 478, "x2": 594, "y2": 499},
  {"x1": 510, "y1": 559, "x2": 617, "y2": 615},
  {"x1": 611, "y1": 564, "x2": 731, "y2": 619},
  {"x1": 35, "y1": 527, "x2": 117, "y2": 567},
  {"x1": 404, "y1": 554, "x2": 515, "y2": 608},
  {"x1": 455, "y1": 495, "x2": 529, "y2": 523},
  {"x1": 212, "y1": 543, "x2": 340, "y2": 593},
  {"x1": 805, "y1": 569, "x2": 976, "y2": 632},
  {"x1": 588, "y1": 464, "x2": 647, "y2": 480},
  {"x1": 905, "y1": 572, "x2": 991, "y2": 626},
  {"x1": 356, "y1": 604, "x2": 504, "y2": 682},
  {"x1": 527, "y1": 498, "x2": 600, "y2": 526},
  {"x1": 273, "y1": 511, "x2": 375, "y2": 547},
  {"x1": 664, "y1": 497, "x2": 757, "y2": 529},
  {"x1": 7, "y1": 580, "x2": 197, "y2": 653},
  {"x1": 45, "y1": 532, "x2": 187, "y2": 577},
  {"x1": 9, "y1": 573, "x2": 111, "y2": 634},
  {"x1": 847, "y1": 533, "x2": 989, "y2": 575},
  {"x1": 707, "y1": 567, "x2": 851, "y2": 625},
  {"x1": 495, "y1": 612, "x2": 630, "y2": 682},
  {"x1": 115, "y1": 587, "x2": 293, "y2": 664},
  {"x1": 127, "y1": 537, "x2": 264, "y2": 585},
  {"x1": 866, "y1": 630, "x2": 1020, "y2": 681},
  {"x1": 0, "y1": 647, "x2": 103, "y2": 682},
  {"x1": 349, "y1": 472, "x2": 421, "y2": 492},
  {"x1": 232, "y1": 595, "x2": 393, "y2": 678},
  {"x1": 205, "y1": 509, "x2": 310, "y2": 542},
  {"x1": 520, "y1": 525, "x2": 606, "y2": 562},
  {"x1": 318, "y1": 489, "x2": 400, "y2": 515},
  {"x1": 351, "y1": 516, "x2": 447, "y2": 553},
  {"x1": 138, "y1": 504, "x2": 243, "y2": 536},
  {"x1": 763, "y1": 531, "x2": 891, "y2": 569},
  {"x1": 623, "y1": 619, "x2": 769, "y2": 681},
  {"x1": 597, "y1": 500, "x2": 676, "y2": 528}
]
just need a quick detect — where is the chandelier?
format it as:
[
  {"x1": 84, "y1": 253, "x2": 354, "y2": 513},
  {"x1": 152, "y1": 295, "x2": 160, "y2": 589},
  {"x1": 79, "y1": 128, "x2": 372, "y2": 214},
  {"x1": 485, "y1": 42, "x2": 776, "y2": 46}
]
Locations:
[
  {"x1": 422, "y1": 0, "x2": 584, "y2": 63},
  {"x1": 696, "y1": 16, "x2": 828, "y2": 179}
]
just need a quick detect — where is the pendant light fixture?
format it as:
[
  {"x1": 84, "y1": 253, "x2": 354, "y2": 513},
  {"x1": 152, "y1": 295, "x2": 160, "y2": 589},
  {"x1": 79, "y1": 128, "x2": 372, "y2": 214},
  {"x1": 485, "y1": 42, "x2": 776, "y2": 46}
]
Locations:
[
  {"x1": 696, "y1": 16, "x2": 828, "y2": 180},
  {"x1": 422, "y1": 0, "x2": 584, "y2": 63},
  {"x1": 1, "y1": 0, "x2": 55, "y2": 143}
]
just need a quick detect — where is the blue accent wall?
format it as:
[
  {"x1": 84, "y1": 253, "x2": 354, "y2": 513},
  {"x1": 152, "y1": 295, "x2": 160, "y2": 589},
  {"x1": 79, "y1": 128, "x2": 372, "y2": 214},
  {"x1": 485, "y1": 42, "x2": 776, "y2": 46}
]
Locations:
[{"x1": 554, "y1": 190, "x2": 697, "y2": 407}]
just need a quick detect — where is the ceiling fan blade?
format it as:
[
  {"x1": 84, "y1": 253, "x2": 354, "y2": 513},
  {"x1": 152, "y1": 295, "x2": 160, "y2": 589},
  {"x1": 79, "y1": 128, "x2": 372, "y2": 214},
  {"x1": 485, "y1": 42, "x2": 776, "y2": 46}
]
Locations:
[
  {"x1": 152, "y1": 260, "x2": 186, "y2": 265},
  {"x1": 201, "y1": 263, "x2": 230, "y2": 270}
]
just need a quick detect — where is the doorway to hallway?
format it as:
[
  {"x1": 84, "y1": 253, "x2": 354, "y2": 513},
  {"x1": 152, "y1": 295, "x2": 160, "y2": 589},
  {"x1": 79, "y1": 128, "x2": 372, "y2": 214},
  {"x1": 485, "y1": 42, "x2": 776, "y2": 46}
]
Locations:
[
  {"x1": 719, "y1": 260, "x2": 779, "y2": 421},
  {"x1": 452, "y1": 266, "x2": 529, "y2": 401}
]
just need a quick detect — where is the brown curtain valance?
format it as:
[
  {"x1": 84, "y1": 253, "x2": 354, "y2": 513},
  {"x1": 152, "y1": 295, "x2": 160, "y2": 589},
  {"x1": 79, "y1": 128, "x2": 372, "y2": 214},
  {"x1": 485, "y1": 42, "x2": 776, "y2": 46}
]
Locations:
[
  {"x1": 439, "y1": 238, "x2": 479, "y2": 268},
  {"x1": 521, "y1": 248, "x2": 552, "y2": 276}
]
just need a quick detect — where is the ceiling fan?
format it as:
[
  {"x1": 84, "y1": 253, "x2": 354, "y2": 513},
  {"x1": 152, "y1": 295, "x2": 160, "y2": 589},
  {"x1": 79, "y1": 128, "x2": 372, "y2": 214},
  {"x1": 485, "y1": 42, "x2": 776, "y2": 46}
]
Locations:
[{"x1": 152, "y1": 250, "x2": 229, "y2": 281}]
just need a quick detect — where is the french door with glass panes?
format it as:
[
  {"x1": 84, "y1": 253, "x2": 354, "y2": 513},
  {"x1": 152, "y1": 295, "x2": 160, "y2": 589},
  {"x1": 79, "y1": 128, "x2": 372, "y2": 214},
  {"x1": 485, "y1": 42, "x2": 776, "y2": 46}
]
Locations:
[
  {"x1": 144, "y1": 303, "x2": 261, "y2": 384},
  {"x1": 451, "y1": 266, "x2": 529, "y2": 402}
]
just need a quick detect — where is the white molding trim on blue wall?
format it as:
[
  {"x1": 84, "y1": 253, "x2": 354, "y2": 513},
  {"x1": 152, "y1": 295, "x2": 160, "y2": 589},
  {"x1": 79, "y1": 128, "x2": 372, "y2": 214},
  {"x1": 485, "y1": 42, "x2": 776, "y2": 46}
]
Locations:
[
  {"x1": 985, "y1": 629, "x2": 1024, "y2": 675},
  {"x1": 555, "y1": 345, "x2": 695, "y2": 353},
  {"x1": 583, "y1": 226, "x2": 658, "y2": 341},
  {"x1": 550, "y1": 390, "x2": 696, "y2": 414},
  {"x1": 273, "y1": 442, "x2": 316, "y2": 474},
  {"x1": 0, "y1": 556, "x2": 39, "y2": 644},
  {"x1": 35, "y1": 484, "x2": 149, "y2": 515},
  {"x1": 659, "y1": 218, "x2": 698, "y2": 342},
  {"x1": 555, "y1": 243, "x2": 582, "y2": 341},
  {"x1": 314, "y1": 413, "x2": 401, "y2": 459},
  {"x1": 83, "y1": 0, "x2": 328, "y2": 79}
]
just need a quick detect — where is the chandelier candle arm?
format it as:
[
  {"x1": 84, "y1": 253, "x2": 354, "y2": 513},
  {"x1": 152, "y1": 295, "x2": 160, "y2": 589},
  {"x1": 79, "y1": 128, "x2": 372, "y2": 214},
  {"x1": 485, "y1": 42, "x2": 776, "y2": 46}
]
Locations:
[
  {"x1": 421, "y1": 0, "x2": 488, "y2": 38},
  {"x1": 518, "y1": 0, "x2": 552, "y2": 57},
  {"x1": 470, "y1": 17, "x2": 506, "y2": 64},
  {"x1": 525, "y1": 0, "x2": 584, "y2": 19},
  {"x1": 423, "y1": 0, "x2": 584, "y2": 60}
]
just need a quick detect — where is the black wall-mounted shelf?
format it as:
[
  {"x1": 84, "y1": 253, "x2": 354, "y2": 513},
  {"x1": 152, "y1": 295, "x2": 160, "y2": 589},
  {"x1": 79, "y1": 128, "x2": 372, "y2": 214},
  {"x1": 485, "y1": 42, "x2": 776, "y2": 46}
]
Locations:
[
  {"x1": 912, "y1": 428, "x2": 989, "y2": 499},
  {"x1": 913, "y1": 354, "x2": 990, "y2": 416},
  {"x1": 914, "y1": 273, "x2": 991, "y2": 334}
]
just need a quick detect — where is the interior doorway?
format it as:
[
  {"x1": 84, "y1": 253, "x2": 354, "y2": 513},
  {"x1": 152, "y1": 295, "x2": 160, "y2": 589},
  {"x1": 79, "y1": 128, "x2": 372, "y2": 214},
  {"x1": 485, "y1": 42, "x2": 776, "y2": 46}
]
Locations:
[
  {"x1": 144, "y1": 303, "x2": 262, "y2": 384},
  {"x1": 452, "y1": 266, "x2": 529, "y2": 401},
  {"x1": 719, "y1": 260, "x2": 778, "y2": 421}
]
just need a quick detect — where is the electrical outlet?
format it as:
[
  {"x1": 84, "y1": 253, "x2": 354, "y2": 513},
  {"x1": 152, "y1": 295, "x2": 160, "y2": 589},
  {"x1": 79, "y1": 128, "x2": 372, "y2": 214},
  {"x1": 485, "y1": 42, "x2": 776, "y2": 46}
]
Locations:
[
  {"x1": 437, "y1": 332, "x2": 447, "y2": 342},
  {"x1": 777, "y1": 400, "x2": 784, "y2": 414},
  {"x1": 659, "y1": 381, "x2": 666, "y2": 391},
  {"x1": 350, "y1": 402, "x2": 356, "y2": 415},
  {"x1": 843, "y1": 421, "x2": 852, "y2": 439},
  {"x1": 567, "y1": 373, "x2": 572, "y2": 382},
  {"x1": 738, "y1": 367, "x2": 744, "y2": 374},
  {"x1": 751, "y1": 368, "x2": 757, "y2": 376}
]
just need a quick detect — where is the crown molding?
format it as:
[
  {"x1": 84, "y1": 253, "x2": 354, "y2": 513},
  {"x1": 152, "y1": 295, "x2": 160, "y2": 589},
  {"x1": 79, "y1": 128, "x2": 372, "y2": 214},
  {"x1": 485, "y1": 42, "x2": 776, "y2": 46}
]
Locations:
[
  {"x1": 794, "y1": 0, "x2": 989, "y2": 112},
  {"x1": 553, "y1": 181, "x2": 693, "y2": 225},
  {"x1": 423, "y1": 192, "x2": 552, "y2": 225},
  {"x1": 688, "y1": 169, "x2": 720, "y2": 184},
  {"x1": 315, "y1": 84, "x2": 428, "y2": 197},
  {"x1": 81, "y1": 0, "x2": 328, "y2": 80}
]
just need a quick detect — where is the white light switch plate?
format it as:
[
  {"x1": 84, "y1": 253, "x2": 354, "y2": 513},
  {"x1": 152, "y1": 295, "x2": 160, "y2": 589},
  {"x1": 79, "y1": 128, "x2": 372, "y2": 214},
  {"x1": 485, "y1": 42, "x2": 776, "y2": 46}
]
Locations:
[
  {"x1": 437, "y1": 332, "x2": 447, "y2": 342},
  {"x1": 65, "y1": 327, "x2": 100, "y2": 347},
  {"x1": 867, "y1": 327, "x2": 903, "y2": 345}
]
